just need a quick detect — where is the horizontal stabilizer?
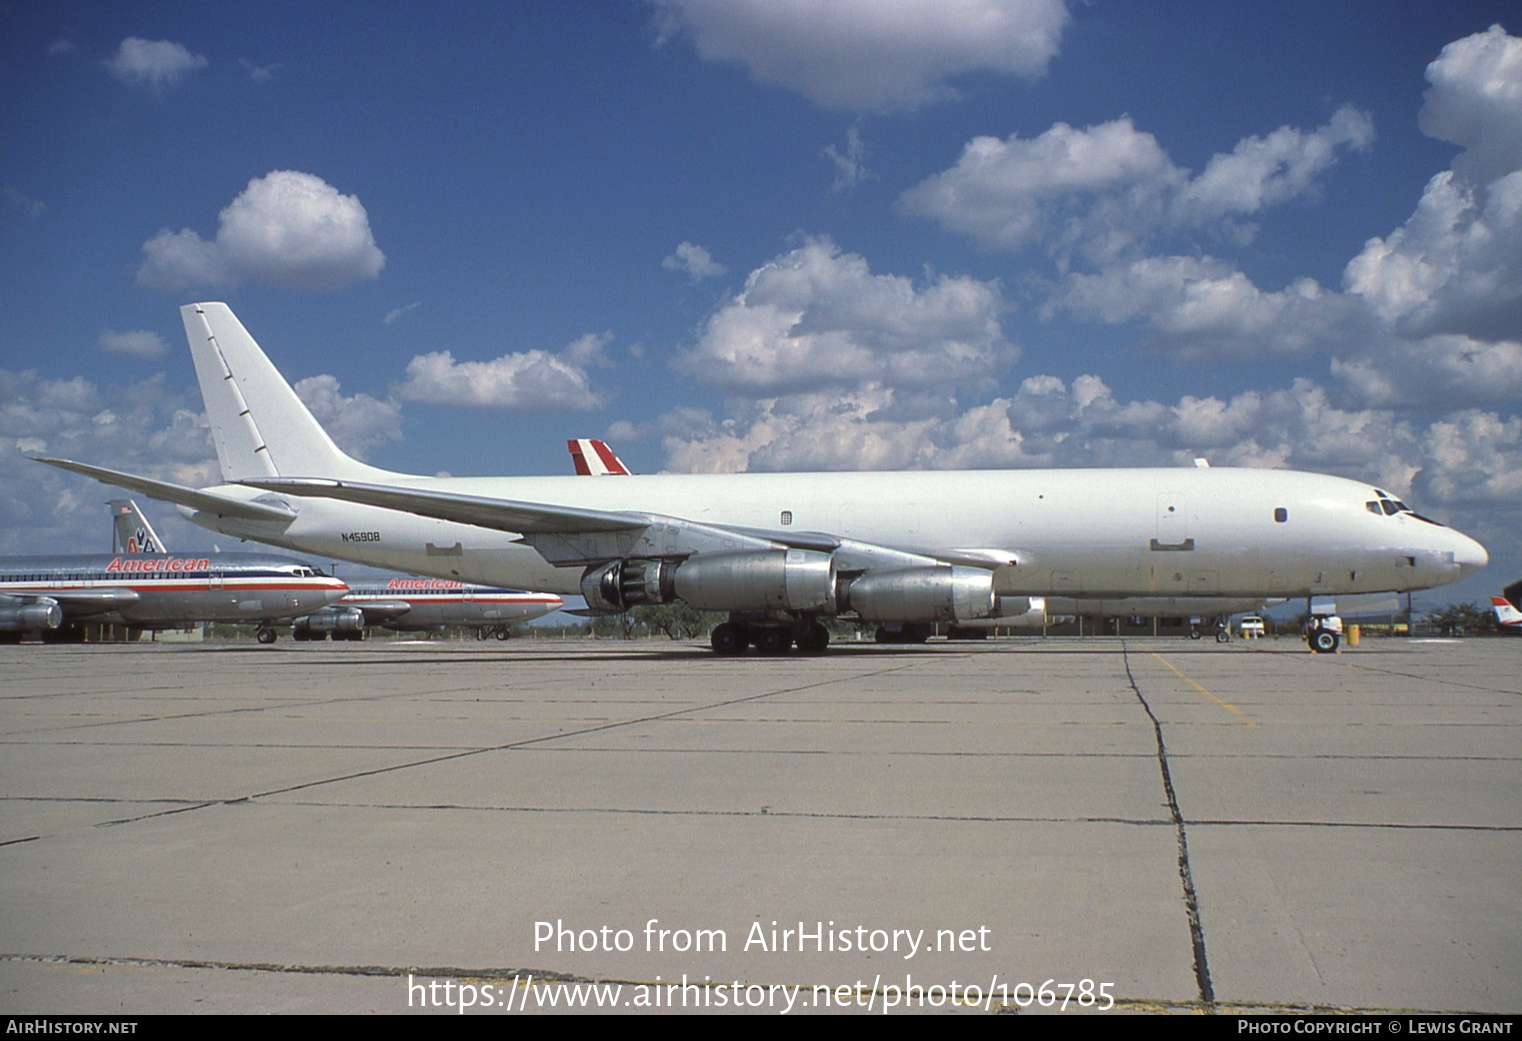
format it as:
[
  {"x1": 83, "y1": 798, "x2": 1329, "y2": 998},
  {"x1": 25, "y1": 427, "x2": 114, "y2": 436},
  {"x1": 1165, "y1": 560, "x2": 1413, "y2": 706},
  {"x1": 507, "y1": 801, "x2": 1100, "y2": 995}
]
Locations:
[{"x1": 36, "y1": 458, "x2": 297, "y2": 522}]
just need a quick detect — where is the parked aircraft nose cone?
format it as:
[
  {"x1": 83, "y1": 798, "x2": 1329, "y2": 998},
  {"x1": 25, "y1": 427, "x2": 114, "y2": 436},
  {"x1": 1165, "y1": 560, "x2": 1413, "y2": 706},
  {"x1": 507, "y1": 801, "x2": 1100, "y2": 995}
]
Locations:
[{"x1": 1454, "y1": 533, "x2": 1488, "y2": 579}]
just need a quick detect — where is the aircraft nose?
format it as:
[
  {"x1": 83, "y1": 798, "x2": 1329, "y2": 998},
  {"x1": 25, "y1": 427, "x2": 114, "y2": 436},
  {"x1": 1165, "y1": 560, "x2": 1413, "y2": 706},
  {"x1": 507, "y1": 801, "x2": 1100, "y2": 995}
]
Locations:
[{"x1": 1454, "y1": 532, "x2": 1488, "y2": 579}]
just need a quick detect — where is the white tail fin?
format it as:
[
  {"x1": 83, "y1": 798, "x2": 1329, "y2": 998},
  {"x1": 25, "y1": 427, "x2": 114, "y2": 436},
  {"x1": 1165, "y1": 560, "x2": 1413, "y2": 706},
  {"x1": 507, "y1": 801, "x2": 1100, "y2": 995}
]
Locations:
[
  {"x1": 1491, "y1": 596, "x2": 1522, "y2": 627},
  {"x1": 181, "y1": 303, "x2": 396, "y2": 482},
  {"x1": 109, "y1": 499, "x2": 166, "y2": 554},
  {"x1": 567, "y1": 439, "x2": 631, "y2": 476}
]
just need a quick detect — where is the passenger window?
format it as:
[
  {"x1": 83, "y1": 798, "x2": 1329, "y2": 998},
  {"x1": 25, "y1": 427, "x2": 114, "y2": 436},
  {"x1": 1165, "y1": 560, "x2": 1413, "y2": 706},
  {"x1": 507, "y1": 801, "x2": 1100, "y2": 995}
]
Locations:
[{"x1": 1274, "y1": 508, "x2": 1288, "y2": 523}]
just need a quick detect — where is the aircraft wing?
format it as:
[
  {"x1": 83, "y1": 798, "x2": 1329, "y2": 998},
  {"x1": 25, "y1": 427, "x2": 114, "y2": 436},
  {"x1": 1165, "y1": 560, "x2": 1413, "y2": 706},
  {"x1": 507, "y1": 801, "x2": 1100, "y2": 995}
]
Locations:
[
  {"x1": 36, "y1": 458, "x2": 296, "y2": 523},
  {"x1": 241, "y1": 478, "x2": 650, "y2": 535},
  {"x1": 244, "y1": 477, "x2": 1005, "y2": 577},
  {"x1": 1, "y1": 588, "x2": 141, "y2": 618}
]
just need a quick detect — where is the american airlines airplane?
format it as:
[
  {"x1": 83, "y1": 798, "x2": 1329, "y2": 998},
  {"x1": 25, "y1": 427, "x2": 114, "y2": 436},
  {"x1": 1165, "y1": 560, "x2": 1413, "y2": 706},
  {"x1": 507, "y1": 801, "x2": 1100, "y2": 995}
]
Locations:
[
  {"x1": 39, "y1": 303, "x2": 1488, "y2": 656},
  {"x1": 295, "y1": 576, "x2": 563, "y2": 640},
  {"x1": 0, "y1": 551, "x2": 348, "y2": 644},
  {"x1": 110, "y1": 499, "x2": 166, "y2": 554},
  {"x1": 100, "y1": 501, "x2": 562, "y2": 641}
]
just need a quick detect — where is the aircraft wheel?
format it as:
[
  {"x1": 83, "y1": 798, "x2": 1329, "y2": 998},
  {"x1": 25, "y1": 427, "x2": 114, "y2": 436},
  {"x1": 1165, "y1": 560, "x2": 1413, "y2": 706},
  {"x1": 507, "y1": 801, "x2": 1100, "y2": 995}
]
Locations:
[
  {"x1": 753, "y1": 627, "x2": 792, "y2": 655},
  {"x1": 257, "y1": 628, "x2": 277, "y2": 645},
  {"x1": 1189, "y1": 629, "x2": 1201, "y2": 640},
  {"x1": 794, "y1": 622, "x2": 830, "y2": 654},
  {"x1": 710, "y1": 622, "x2": 749, "y2": 656},
  {"x1": 1216, "y1": 629, "x2": 1230, "y2": 643},
  {"x1": 495, "y1": 628, "x2": 512, "y2": 641},
  {"x1": 1311, "y1": 629, "x2": 1339, "y2": 653}
]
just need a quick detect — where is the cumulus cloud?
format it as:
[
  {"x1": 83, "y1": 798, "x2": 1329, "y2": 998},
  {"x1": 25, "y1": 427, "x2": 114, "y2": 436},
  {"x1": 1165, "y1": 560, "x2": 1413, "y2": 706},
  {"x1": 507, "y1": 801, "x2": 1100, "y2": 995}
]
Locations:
[
  {"x1": 1, "y1": 370, "x2": 219, "y2": 555},
  {"x1": 1418, "y1": 25, "x2": 1522, "y2": 186},
  {"x1": 651, "y1": 0, "x2": 1068, "y2": 111},
  {"x1": 901, "y1": 26, "x2": 1522, "y2": 415},
  {"x1": 98, "y1": 330, "x2": 169, "y2": 360},
  {"x1": 396, "y1": 333, "x2": 610, "y2": 411},
  {"x1": 1331, "y1": 334, "x2": 1522, "y2": 409},
  {"x1": 900, "y1": 107, "x2": 1372, "y2": 263},
  {"x1": 1343, "y1": 169, "x2": 1522, "y2": 341},
  {"x1": 292, "y1": 376, "x2": 403, "y2": 460},
  {"x1": 1048, "y1": 255, "x2": 1365, "y2": 360},
  {"x1": 137, "y1": 171, "x2": 386, "y2": 291},
  {"x1": 105, "y1": 37, "x2": 207, "y2": 89},
  {"x1": 662, "y1": 242, "x2": 727, "y2": 281},
  {"x1": 674, "y1": 237, "x2": 1014, "y2": 396}
]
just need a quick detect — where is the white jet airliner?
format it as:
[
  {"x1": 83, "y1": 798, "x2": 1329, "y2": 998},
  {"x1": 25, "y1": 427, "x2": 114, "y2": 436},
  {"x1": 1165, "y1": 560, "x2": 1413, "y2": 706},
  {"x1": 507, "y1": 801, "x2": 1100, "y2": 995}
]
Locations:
[{"x1": 39, "y1": 303, "x2": 1488, "y2": 656}]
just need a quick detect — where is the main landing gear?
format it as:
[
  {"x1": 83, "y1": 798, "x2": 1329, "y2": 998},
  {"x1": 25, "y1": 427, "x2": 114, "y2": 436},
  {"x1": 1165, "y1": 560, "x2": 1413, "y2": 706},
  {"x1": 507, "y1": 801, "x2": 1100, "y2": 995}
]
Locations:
[
  {"x1": 710, "y1": 619, "x2": 830, "y2": 656},
  {"x1": 1307, "y1": 625, "x2": 1340, "y2": 653},
  {"x1": 256, "y1": 627, "x2": 277, "y2": 644}
]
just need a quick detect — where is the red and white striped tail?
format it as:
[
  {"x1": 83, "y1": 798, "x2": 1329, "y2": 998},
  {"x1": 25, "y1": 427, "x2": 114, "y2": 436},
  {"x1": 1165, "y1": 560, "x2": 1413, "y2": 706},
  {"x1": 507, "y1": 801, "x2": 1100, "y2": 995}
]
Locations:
[
  {"x1": 567, "y1": 439, "x2": 631, "y2": 476},
  {"x1": 1491, "y1": 596, "x2": 1522, "y2": 627}
]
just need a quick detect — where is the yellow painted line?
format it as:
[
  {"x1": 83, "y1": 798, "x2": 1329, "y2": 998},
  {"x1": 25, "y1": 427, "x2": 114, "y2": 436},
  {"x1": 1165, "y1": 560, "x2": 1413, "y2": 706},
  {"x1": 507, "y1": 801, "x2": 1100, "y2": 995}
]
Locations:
[{"x1": 1149, "y1": 652, "x2": 1256, "y2": 727}]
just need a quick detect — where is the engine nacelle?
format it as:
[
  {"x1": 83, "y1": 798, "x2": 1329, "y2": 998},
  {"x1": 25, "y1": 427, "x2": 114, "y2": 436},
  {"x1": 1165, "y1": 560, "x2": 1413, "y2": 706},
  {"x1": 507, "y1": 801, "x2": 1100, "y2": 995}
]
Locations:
[
  {"x1": 843, "y1": 566, "x2": 997, "y2": 623},
  {"x1": 0, "y1": 602, "x2": 64, "y2": 631},
  {"x1": 580, "y1": 558, "x2": 675, "y2": 614},
  {"x1": 673, "y1": 549, "x2": 836, "y2": 613},
  {"x1": 581, "y1": 550, "x2": 836, "y2": 614},
  {"x1": 295, "y1": 606, "x2": 366, "y2": 634}
]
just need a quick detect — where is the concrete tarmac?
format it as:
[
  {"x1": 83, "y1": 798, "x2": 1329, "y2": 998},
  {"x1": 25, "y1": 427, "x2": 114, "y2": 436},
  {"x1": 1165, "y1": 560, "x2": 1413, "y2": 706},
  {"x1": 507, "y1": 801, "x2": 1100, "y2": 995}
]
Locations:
[{"x1": 0, "y1": 636, "x2": 1517, "y2": 1015}]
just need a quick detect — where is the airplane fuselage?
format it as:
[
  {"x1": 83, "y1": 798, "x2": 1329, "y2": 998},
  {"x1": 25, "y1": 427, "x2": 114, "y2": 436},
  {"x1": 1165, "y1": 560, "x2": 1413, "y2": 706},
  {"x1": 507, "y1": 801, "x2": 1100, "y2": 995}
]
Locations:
[
  {"x1": 0, "y1": 553, "x2": 347, "y2": 629},
  {"x1": 340, "y1": 578, "x2": 563, "y2": 630},
  {"x1": 181, "y1": 466, "x2": 1484, "y2": 602}
]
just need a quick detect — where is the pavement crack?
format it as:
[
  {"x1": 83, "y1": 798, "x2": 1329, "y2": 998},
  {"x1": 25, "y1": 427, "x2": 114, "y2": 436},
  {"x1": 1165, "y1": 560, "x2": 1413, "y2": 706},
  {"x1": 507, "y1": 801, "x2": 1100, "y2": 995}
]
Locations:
[{"x1": 1121, "y1": 641, "x2": 1215, "y2": 1009}]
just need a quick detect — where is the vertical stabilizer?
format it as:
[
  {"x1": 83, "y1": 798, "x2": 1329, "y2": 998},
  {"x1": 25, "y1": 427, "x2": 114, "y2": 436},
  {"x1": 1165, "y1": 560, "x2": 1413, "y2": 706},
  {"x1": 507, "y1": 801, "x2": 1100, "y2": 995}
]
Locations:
[
  {"x1": 181, "y1": 303, "x2": 397, "y2": 482},
  {"x1": 109, "y1": 499, "x2": 166, "y2": 553},
  {"x1": 567, "y1": 438, "x2": 632, "y2": 475},
  {"x1": 1491, "y1": 596, "x2": 1522, "y2": 628}
]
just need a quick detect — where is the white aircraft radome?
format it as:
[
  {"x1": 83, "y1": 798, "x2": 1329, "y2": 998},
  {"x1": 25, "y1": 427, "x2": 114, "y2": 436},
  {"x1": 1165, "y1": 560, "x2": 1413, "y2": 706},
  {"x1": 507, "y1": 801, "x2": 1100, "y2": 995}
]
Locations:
[{"x1": 39, "y1": 303, "x2": 1488, "y2": 655}]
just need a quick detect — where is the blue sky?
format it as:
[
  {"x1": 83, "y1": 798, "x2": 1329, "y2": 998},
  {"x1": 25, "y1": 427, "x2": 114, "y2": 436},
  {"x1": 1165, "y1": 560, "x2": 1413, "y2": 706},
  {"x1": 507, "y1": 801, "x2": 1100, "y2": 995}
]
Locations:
[{"x1": 2, "y1": 1, "x2": 1518, "y2": 610}]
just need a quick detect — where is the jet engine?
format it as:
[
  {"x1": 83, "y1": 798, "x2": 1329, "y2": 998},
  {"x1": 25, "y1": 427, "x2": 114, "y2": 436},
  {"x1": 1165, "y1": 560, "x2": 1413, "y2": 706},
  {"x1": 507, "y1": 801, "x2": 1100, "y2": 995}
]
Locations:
[
  {"x1": 294, "y1": 606, "x2": 365, "y2": 635},
  {"x1": 841, "y1": 566, "x2": 997, "y2": 623},
  {"x1": 581, "y1": 550, "x2": 836, "y2": 614},
  {"x1": 0, "y1": 601, "x2": 64, "y2": 631}
]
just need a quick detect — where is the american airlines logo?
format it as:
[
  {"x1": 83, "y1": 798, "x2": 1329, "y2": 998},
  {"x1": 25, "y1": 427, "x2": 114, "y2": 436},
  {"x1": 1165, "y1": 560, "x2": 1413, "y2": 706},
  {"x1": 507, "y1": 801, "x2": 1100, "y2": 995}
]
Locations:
[
  {"x1": 105, "y1": 557, "x2": 211, "y2": 572},
  {"x1": 386, "y1": 577, "x2": 464, "y2": 590}
]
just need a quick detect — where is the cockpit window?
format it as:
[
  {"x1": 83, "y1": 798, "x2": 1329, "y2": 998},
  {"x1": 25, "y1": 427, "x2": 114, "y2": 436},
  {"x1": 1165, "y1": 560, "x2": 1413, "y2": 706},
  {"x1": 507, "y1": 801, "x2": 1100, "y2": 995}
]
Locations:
[{"x1": 1367, "y1": 490, "x2": 1443, "y2": 525}]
